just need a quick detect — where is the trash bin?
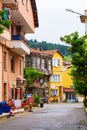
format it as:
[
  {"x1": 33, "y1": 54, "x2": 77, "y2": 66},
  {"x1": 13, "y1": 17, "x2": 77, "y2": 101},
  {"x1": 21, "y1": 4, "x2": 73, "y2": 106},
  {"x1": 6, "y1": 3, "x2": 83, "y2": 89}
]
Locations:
[
  {"x1": 0, "y1": 103, "x2": 3, "y2": 115},
  {"x1": 40, "y1": 102, "x2": 44, "y2": 108},
  {"x1": 3, "y1": 106, "x2": 11, "y2": 113}
]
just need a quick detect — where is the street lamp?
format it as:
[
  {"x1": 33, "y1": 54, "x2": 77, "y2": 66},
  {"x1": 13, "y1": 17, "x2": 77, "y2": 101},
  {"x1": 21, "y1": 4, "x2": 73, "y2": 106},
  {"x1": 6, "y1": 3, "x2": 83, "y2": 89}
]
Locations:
[{"x1": 65, "y1": 9, "x2": 87, "y2": 34}]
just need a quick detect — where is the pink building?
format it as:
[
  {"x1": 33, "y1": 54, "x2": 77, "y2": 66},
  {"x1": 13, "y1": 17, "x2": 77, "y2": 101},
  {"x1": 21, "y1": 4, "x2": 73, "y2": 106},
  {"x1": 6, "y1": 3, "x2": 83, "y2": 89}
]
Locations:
[{"x1": 0, "y1": 0, "x2": 39, "y2": 101}]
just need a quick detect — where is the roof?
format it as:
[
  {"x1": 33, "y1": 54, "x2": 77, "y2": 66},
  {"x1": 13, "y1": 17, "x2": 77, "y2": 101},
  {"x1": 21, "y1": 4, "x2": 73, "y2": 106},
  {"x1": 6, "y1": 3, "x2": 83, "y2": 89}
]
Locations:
[
  {"x1": 30, "y1": 48, "x2": 52, "y2": 57},
  {"x1": 30, "y1": 0, "x2": 39, "y2": 28},
  {"x1": 43, "y1": 50, "x2": 64, "y2": 57},
  {"x1": 30, "y1": 48, "x2": 64, "y2": 57}
]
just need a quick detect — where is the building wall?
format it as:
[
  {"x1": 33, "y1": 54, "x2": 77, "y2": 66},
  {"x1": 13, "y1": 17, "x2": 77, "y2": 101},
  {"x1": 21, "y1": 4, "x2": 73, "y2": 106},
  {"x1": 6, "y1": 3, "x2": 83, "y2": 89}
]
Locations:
[
  {"x1": 2, "y1": 46, "x2": 24, "y2": 101},
  {"x1": 0, "y1": 0, "x2": 38, "y2": 101},
  {"x1": 17, "y1": 0, "x2": 35, "y2": 33},
  {"x1": 49, "y1": 52, "x2": 63, "y2": 102},
  {"x1": 63, "y1": 68, "x2": 72, "y2": 88},
  {"x1": 0, "y1": 45, "x2": 2, "y2": 101}
]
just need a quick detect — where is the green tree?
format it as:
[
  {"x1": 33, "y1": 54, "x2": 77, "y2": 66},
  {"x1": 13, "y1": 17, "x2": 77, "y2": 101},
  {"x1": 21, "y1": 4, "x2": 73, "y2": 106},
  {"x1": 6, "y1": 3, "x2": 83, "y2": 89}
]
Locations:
[
  {"x1": 29, "y1": 39, "x2": 71, "y2": 56},
  {"x1": 24, "y1": 67, "x2": 44, "y2": 92},
  {"x1": 60, "y1": 32, "x2": 87, "y2": 106},
  {"x1": 0, "y1": 10, "x2": 11, "y2": 34}
]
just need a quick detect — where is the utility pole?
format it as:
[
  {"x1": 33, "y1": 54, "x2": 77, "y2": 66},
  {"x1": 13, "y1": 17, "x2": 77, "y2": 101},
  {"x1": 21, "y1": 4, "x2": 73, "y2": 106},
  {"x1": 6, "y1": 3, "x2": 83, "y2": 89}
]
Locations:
[{"x1": 66, "y1": 9, "x2": 87, "y2": 34}]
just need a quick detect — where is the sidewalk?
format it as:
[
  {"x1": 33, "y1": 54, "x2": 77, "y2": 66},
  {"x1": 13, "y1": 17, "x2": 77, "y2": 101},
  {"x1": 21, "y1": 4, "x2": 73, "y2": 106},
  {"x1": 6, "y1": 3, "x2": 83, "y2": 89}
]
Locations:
[{"x1": 0, "y1": 106, "x2": 41, "y2": 119}]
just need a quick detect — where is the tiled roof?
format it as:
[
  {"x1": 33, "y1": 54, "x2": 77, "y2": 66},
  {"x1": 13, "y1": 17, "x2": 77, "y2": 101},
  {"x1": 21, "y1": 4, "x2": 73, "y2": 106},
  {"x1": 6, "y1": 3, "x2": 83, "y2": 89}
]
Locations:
[
  {"x1": 30, "y1": 48, "x2": 52, "y2": 57},
  {"x1": 30, "y1": 48, "x2": 64, "y2": 57},
  {"x1": 43, "y1": 50, "x2": 64, "y2": 57},
  {"x1": 30, "y1": 48, "x2": 41, "y2": 53}
]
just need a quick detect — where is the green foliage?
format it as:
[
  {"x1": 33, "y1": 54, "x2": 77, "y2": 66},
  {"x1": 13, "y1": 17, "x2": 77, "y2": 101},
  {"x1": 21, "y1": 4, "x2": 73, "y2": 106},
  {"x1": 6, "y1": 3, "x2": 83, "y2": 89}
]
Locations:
[
  {"x1": 0, "y1": 25, "x2": 4, "y2": 33},
  {"x1": 23, "y1": 105, "x2": 29, "y2": 110},
  {"x1": 0, "y1": 20, "x2": 11, "y2": 28},
  {"x1": 0, "y1": 10, "x2": 11, "y2": 34},
  {"x1": 29, "y1": 39, "x2": 71, "y2": 56},
  {"x1": 34, "y1": 95, "x2": 41, "y2": 104},
  {"x1": 60, "y1": 32, "x2": 87, "y2": 97},
  {"x1": 64, "y1": 56, "x2": 72, "y2": 61},
  {"x1": 24, "y1": 67, "x2": 44, "y2": 90}
]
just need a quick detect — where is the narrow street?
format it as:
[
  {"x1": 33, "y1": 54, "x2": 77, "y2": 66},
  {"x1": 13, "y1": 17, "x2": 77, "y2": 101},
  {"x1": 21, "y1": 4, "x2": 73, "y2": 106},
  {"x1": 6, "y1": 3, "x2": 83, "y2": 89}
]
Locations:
[{"x1": 0, "y1": 103, "x2": 87, "y2": 130}]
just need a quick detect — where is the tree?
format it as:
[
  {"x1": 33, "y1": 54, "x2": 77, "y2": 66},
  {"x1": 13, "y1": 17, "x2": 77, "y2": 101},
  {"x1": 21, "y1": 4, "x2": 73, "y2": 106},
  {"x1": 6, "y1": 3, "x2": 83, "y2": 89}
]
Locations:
[
  {"x1": 60, "y1": 32, "x2": 87, "y2": 106},
  {"x1": 24, "y1": 67, "x2": 44, "y2": 92},
  {"x1": 0, "y1": 10, "x2": 11, "y2": 34},
  {"x1": 29, "y1": 39, "x2": 71, "y2": 56}
]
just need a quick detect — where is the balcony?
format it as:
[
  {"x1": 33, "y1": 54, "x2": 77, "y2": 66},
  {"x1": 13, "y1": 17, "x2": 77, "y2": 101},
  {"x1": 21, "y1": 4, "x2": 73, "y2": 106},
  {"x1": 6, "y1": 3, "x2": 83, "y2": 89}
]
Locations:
[
  {"x1": 11, "y1": 35, "x2": 30, "y2": 55},
  {"x1": 1, "y1": 0, "x2": 17, "y2": 9},
  {"x1": 1, "y1": 0, "x2": 16, "y2": 4},
  {"x1": 0, "y1": 27, "x2": 11, "y2": 41},
  {"x1": 10, "y1": 1, "x2": 35, "y2": 33}
]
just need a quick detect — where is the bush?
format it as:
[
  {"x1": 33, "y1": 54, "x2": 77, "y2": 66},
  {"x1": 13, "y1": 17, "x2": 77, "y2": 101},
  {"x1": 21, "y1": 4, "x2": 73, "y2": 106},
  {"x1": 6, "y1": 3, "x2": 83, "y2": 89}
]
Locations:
[
  {"x1": 24, "y1": 105, "x2": 29, "y2": 110},
  {"x1": 34, "y1": 95, "x2": 41, "y2": 104}
]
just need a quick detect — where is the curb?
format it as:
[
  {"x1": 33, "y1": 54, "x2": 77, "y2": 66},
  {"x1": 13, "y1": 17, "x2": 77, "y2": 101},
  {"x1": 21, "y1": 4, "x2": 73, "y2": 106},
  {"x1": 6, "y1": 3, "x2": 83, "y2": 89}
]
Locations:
[
  {"x1": 0, "y1": 108, "x2": 24, "y2": 119},
  {"x1": 0, "y1": 107, "x2": 43, "y2": 119}
]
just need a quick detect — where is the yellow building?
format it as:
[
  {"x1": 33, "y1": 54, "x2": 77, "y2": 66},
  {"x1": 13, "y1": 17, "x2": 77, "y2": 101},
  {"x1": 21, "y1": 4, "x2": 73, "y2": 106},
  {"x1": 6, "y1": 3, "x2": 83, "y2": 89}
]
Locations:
[
  {"x1": 63, "y1": 61, "x2": 83, "y2": 102},
  {"x1": 45, "y1": 50, "x2": 64, "y2": 102},
  {"x1": 62, "y1": 62, "x2": 76, "y2": 102}
]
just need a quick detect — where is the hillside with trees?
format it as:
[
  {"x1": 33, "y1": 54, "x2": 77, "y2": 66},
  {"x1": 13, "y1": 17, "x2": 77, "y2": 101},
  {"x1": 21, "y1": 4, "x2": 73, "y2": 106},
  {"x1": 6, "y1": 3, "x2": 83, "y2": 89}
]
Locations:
[{"x1": 28, "y1": 39, "x2": 71, "y2": 56}]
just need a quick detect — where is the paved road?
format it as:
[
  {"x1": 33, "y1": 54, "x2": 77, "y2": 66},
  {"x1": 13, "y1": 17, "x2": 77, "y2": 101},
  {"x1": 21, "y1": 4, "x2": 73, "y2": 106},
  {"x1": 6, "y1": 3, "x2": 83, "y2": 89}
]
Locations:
[{"x1": 0, "y1": 103, "x2": 87, "y2": 130}]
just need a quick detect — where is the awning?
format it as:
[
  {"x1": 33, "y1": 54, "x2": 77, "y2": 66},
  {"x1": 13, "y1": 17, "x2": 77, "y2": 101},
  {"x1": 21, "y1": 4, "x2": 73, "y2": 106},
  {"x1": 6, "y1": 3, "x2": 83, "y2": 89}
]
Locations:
[
  {"x1": 63, "y1": 88, "x2": 74, "y2": 93},
  {"x1": 29, "y1": 83, "x2": 40, "y2": 88}
]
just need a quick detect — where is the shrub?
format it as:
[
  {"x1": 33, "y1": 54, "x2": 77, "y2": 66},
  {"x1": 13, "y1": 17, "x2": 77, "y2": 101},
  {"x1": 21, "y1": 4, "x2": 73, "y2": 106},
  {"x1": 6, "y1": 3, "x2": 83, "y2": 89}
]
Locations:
[
  {"x1": 24, "y1": 105, "x2": 29, "y2": 110},
  {"x1": 34, "y1": 95, "x2": 41, "y2": 104}
]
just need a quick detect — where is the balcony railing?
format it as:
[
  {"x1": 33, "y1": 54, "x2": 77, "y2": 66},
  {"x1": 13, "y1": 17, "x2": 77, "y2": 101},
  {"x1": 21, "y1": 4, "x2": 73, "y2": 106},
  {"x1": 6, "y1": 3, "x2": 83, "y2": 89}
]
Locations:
[
  {"x1": 12, "y1": 34, "x2": 29, "y2": 47},
  {"x1": 11, "y1": 34, "x2": 30, "y2": 55}
]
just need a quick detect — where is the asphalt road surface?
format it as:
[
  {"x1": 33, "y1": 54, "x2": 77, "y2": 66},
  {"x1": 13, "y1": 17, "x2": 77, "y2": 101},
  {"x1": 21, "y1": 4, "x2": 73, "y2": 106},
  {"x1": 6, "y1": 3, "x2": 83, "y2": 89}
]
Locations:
[{"x1": 0, "y1": 103, "x2": 87, "y2": 130}]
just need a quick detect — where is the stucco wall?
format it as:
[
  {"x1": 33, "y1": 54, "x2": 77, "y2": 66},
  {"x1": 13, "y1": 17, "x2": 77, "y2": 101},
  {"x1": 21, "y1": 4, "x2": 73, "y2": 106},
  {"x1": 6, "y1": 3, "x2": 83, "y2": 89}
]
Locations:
[
  {"x1": 63, "y1": 68, "x2": 72, "y2": 88},
  {"x1": 0, "y1": 45, "x2": 2, "y2": 101}
]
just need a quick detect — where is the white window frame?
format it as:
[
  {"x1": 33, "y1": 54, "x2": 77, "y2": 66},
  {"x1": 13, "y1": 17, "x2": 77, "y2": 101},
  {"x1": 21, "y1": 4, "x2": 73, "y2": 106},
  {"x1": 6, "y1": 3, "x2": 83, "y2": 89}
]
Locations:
[
  {"x1": 50, "y1": 74, "x2": 60, "y2": 82},
  {"x1": 52, "y1": 58, "x2": 60, "y2": 66},
  {"x1": 51, "y1": 90, "x2": 58, "y2": 96}
]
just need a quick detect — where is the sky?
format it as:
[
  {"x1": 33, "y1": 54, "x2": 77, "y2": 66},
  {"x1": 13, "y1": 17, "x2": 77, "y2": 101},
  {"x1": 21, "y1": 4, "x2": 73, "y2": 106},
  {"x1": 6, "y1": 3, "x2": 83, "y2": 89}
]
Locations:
[{"x1": 25, "y1": 0, "x2": 87, "y2": 45}]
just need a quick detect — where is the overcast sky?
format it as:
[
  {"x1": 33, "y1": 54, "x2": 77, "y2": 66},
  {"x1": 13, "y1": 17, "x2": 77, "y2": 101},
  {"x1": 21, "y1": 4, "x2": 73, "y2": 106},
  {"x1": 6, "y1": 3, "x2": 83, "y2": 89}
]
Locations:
[{"x1": 25, "y1": 0, "x2": 87, "y2": 44}]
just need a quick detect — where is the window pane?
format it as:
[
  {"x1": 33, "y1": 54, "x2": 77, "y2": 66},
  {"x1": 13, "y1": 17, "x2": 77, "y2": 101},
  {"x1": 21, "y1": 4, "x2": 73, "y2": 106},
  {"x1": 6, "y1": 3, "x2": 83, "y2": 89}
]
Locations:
[
  {"x1": 11, "y1": 56, "x2": 15, "y2": 72},
  {"x1": 4, "y1": 51, "x2": 7, "y2": 70}
]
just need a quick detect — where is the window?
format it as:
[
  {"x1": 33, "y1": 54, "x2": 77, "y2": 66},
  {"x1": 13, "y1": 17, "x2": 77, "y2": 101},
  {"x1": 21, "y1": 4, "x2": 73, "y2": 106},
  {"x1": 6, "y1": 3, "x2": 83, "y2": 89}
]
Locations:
[
  {"x1": 50, "y1": 75, "x2": 60, "y2": 82},
  {"x1": 19, "y1": 59, "x2": 22, "y2": 75},
  {"x1": 4, "y1": 51, "x2": 7, "y2": 70},
  {"x1": 52, "y1": 58, "x2": 60, "y2": 66},
  {"x1": 32, "y1": 56, "x2": 36, "y2": 67},
  {"x1": 26, "y1": 0, "x2": 29, "y2": 11},
  {"x1": 4, "y1": 83, "x2": 7, "y2": 101},
  {"x1": 22, "y1": 0, "x2": 24, "y2": 5},
  {"x1": 11, "y1": 56, "x2": 15, "y2": 72},
  {"x1": 25, "y1": 56, "x2": 31, "y2": 67},
  {"x1": 41, "y1": 58, "x2": 45, "y2": 70},
  {"x1": 51, "y1": 90, "x2": 58, "y2": 96},
  {"x1": 48, "y1": 59, "x2": 51, "y2": 70},
  {"x1": 37, "y1": 57, "x2": 40, "y2": 68}
]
